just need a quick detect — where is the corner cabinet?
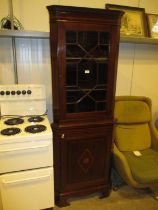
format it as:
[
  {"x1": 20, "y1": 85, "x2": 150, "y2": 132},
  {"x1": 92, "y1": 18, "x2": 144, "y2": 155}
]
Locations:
[{"x1": 47, "y1": 5, "x2": 123, "y2": 207}]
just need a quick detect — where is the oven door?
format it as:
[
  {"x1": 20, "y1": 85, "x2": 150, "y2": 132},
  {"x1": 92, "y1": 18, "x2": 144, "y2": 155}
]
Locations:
[
  {"x1": 0, "y1": 167, "x2": 54, "y2": 210},
  {"x1": 0, "y1": 139, "x2": 53, "y2": 173}
]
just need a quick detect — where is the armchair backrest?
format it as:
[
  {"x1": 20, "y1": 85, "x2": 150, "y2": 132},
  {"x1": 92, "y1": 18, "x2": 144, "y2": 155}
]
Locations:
[{"x1": 114, "y1": 96, "x2": 152, "y2": 151}]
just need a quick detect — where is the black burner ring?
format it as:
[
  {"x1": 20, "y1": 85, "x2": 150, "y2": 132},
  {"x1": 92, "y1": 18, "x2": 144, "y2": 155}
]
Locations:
[
  {"x1": 1, "y1": 128, "x2": 21, "y2": 136},
  {"x1": 25, "y1": 124, "x2": 46, "y2": 134},
  {"x1": 28, "y1": 116, "x2": 44, "y2": 123},
  {"x1": 4, "y1": 118, "x2": 24, "y2": 125}
]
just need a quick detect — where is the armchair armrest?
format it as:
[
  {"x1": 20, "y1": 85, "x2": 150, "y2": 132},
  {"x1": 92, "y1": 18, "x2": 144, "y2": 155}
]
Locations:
[{"x1": 149, "y1": 121, "x2": 158, "y2": 149}]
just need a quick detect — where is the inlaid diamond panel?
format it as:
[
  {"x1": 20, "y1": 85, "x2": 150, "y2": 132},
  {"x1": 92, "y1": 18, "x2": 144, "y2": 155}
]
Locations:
[{"x1": 78, "y1": 149, "x2": 94, "y2": 173}]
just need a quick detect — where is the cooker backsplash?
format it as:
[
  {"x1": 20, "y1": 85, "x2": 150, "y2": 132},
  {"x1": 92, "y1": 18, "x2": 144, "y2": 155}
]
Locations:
[{"x1": 0, "y1": 84, "x2": 47, "y2": 117}]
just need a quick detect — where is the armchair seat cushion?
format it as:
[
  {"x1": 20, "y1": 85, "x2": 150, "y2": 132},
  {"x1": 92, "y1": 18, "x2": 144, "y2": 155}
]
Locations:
[{"x1": 123, "y1": 149, "x2": 158, "y2": 184}]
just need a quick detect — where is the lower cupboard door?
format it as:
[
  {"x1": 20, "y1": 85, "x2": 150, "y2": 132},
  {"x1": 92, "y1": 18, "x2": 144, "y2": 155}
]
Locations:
[{"x1": 0, "y1": 167, "x2": 54, "y2": 210}]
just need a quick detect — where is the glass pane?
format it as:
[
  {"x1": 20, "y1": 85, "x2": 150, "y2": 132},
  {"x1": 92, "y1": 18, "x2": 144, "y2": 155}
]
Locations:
[
  {"x1": 67, "y1": 90, "x2": 85, "y2": 103},
  {"x1": 66, "y1": 63, "x2": 77, "y2": 86},
  {"x1": 97, "y1": 102, "x2": 106, "y2": 111},
  {"x1": 90, "y1": 46, "x2": 109, "y2": 58},
  {"x1": 67, "y1": 104, "x2": 76, "y2": 113},
  {"x1": 65, "y1": 30, "x2": 109, "y2": 114},
  {"x1": 98, "y1": 64, "x2": 108, "y2": 84},
  {"x1": 100, "y1": 32, "x2": 109, "y2": 44},
  {"x1": 78, "y1": 97, "x2": 95, "y2": 112},
  {"x1": 78, "y1": 60, "x2": 97, "y2": 89},
  {"x1": 78, "y1": 32, "x2": 98, "y2": 51},
  {"x1": 66, "y1": 31, "x2": 77, "y2": 43},
  {"x1": 66, "y1": 45, "x2": 85, "y2": 57},
  {"x1": 90, "y1": 90, "x2": 107, "y2": 101}
]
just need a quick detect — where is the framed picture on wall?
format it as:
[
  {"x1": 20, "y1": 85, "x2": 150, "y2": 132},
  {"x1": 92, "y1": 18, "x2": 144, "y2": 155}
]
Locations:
[
  {"x1": 105, "y1": 4, "x2": 148, "y2": 37},
  {"x1": 146, "y1": 14, "x2": 158, "y2": 38}
]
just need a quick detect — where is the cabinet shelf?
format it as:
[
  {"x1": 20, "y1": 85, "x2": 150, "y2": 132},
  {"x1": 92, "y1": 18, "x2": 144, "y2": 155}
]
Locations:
[
  {"x1": 120, "y1": 35, "x2": 158, "y2": 45},
  {"x1": 1, "y1": 30, "x2": 158, "y2": 45},
  {"x1": 0, "y1": 29, "x2": 49, "y2": 38}
]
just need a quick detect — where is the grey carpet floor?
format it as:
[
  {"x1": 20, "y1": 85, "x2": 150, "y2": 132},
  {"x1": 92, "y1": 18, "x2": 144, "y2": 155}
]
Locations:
[{"x1": 54, "y1": 185, "x2": 158, "y2": 210}]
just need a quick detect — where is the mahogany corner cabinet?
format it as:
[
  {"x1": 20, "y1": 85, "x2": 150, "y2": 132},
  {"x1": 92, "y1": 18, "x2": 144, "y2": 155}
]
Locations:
[{"x1": 47, "y1": 5, "x2": 123, "y2": 207}]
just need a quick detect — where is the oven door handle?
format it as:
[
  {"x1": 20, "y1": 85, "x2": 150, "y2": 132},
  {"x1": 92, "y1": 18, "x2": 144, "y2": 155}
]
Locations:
[
  {"x1": 0, "y1": 143, "x2": 50, "y2": 153},
  {"x1": 2, "y1": 174, "x2": 51, "y2": 185}
]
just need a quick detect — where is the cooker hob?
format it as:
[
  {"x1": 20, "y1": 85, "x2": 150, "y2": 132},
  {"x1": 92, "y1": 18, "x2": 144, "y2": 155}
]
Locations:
[{"x1": 0, "y1": 115, "x2": 52, "y2": 140}]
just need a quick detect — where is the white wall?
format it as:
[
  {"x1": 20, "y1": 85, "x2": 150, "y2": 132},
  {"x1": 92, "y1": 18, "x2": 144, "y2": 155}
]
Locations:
[
  {"x1": 1, "y1": 0, "x2": 158, "y2": 124},
  {"x1": 5, "y1": 0, "x2": 158, "y2": 32},
  {"x1": 0, "y1": 0, "x2": 9, "y2": 24},
  {"x1": 0, "y1": 38, "x2": 15, "y2": 84},
  {"x1": 12, "y1": 0, "x2": 132, "y2": 32},
  {"x1": 117, "y1": 42, "x2": 158, "y2": 123}
]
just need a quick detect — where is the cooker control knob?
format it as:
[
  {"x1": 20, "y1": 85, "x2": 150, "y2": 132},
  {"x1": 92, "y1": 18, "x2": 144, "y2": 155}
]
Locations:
[
  {"x1": 17, "y1": 90, "x2": 21, "y2": 95},
  {"x1": 22, "y1": 90, "x2": 26, "y2": 95},
  {"x1": 27, "y1": 90, "x2": 32, "y2": 95},
  {"x1": 0, "y1": 91, "x2": 5, "y2": 95},
  {"x1": 6, "y1": 91, "x2": 10, "y2": 95},
  {"x1": 11, "y1": 91, "x2": 16, "y2": 95}
]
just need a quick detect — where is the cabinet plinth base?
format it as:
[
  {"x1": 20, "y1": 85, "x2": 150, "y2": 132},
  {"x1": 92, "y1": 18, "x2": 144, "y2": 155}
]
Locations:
[{"x1": 55, "y1": 184, "x2": 111, "y2": 207}]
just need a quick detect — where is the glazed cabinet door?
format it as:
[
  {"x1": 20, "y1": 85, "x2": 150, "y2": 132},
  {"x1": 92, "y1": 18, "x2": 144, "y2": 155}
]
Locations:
[{"x1": 52, "y1": 22, "x2": 119, "y2": 122}]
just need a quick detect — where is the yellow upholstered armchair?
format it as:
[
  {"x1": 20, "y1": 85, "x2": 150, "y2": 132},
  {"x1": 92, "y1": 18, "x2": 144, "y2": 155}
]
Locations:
[{"x1": 113, "y1": 96, "x2": 158, "y2": 189}]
